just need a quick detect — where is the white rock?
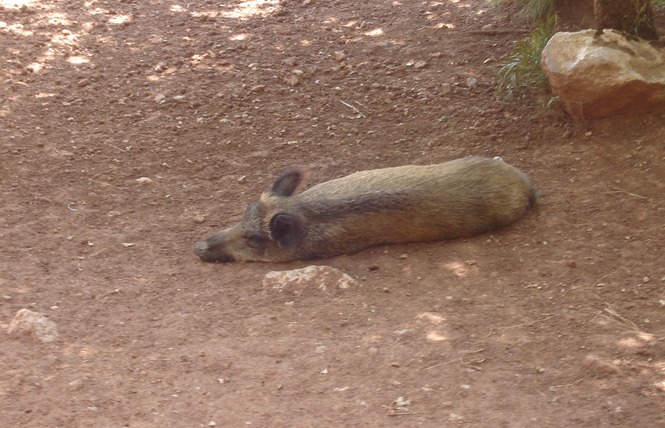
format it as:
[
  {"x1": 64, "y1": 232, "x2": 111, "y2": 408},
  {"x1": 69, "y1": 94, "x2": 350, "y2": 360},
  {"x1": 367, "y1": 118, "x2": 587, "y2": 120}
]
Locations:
[
  {"x1": 414, "y1": 60, "x2": 427, "y2": 69},
  {"x1": 262, "y1": 265, "x2": 358, "y2": 295},
  {"x1": 449, "y1": 412, "x2": 465, "y2": 422},
  {"x1": 7, "y1": 309, "x2": 59, "y2": 343},
  {"x1": 542, "y1": 30, "x2": 665, "y2": 119},
  {"x1": 154, "y1": 61, "x2": 167, "y2": 72}
]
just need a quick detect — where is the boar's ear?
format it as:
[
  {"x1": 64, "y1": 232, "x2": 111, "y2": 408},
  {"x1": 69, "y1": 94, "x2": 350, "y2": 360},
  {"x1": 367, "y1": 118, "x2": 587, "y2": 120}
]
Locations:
[
  {"x1": 271, "y1": 168, "x2": 306, "y2": 197},
  {"x1": 269, "y1": 213, "x2": 305, "y2": 249}
]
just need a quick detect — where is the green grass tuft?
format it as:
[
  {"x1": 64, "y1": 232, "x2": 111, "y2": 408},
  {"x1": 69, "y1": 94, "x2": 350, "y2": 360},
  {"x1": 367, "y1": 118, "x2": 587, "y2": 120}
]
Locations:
[
  {"x1": 520, "y1": 0, "x2": 555, "y2": 20},
  {"x1": 496, "y1": 14, "x2": 557, "y2": 99}
]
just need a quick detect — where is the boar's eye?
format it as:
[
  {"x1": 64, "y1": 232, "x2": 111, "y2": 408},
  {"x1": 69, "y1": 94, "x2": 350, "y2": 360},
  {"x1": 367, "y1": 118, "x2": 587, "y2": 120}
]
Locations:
[{"x1": 246, "y1": 233, "x2": 268, "y2": 247}]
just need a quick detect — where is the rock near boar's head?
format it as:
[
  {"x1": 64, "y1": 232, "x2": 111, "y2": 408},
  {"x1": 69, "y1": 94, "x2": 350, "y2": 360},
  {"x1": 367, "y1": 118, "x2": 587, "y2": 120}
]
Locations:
[{"x1": 194, "y1": 169, "x2": 307, "y2": 263}]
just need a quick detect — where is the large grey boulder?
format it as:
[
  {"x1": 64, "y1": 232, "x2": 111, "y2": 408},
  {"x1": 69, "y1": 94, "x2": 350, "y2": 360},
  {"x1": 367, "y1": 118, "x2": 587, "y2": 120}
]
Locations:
[{"x1": 541, "y1": 29, "x2": 665, "y2": 120}]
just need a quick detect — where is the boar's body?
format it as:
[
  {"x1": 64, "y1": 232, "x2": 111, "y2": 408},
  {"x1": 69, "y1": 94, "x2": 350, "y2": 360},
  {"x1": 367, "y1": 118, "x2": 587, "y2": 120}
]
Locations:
[{"x1": 195, "y1": 156, "x2": 536, "y2": 263}]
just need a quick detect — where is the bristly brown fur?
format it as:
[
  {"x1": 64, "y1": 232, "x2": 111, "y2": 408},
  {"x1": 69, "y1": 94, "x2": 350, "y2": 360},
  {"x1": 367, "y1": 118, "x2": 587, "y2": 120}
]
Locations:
[{"x1": 195, "y1": 157, "x2": 537, "y2": 263}]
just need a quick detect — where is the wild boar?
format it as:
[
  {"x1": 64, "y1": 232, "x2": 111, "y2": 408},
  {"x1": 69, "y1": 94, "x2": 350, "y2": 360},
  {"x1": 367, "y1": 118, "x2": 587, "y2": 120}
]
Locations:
[{"x1": 194, "y1": 156, "x2": 537, "y2": 263}]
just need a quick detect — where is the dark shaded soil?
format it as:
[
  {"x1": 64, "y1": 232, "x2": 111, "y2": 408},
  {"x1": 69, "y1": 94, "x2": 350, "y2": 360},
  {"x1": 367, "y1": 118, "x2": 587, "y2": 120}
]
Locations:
[{"x1": 1, "y1": 0, "x2": 664, "y2": 426}]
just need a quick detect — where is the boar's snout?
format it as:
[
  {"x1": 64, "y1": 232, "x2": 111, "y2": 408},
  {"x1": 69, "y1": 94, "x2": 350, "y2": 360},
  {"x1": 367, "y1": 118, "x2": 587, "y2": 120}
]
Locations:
[{"x1": 194, "y1": 236, "x2": 235, "y2": 263}]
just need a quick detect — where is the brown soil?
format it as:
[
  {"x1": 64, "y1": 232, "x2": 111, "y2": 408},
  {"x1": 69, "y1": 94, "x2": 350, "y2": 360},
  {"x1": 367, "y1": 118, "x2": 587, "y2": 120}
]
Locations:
[{"x1": 1, "y1": 0, "x2": 664, "y2": 426}]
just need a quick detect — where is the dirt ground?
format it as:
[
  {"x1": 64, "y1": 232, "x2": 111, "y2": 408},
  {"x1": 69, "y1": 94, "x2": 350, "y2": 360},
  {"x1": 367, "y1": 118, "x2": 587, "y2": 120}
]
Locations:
[{"x1": 1, "y1": 0, "x2": 664, "y2": 426}]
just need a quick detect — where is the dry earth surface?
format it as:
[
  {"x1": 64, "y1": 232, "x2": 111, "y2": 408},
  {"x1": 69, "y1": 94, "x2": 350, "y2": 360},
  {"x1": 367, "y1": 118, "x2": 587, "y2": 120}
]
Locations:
[{"x1": 1, "y1": 0, "x2": 664, "y2": 426}]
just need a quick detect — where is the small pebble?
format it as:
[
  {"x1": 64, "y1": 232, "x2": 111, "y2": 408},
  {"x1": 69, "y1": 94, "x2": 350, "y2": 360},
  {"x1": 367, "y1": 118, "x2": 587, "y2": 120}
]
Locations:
[
  {"x1": 582, "y1": 355, "x2": 620, "y2": 377},
  {"x1": 449, "y1": 413, "x2": 465, "y2": 422}
]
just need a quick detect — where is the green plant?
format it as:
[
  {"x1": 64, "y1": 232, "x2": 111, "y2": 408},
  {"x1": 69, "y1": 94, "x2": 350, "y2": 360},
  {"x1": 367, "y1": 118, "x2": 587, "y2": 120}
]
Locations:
[
  {"x1": 630, "y1": 0, "x2": 659, "y2": 39},
  {"x1": 652, "y1": 0, "x2": 665, "y2": 9},
  {"x1": 518, "y1": 0, "x2": 577, "y2": 20},
  {"x1": 593, "y1": 0, "x2": 658, "y2": 40},
  {"x1": 496, "y1": 14, "x2": 557, "y2": 99},
  {"x1": 520, "y1": 0, "x2": 554, "y2": 20}
]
